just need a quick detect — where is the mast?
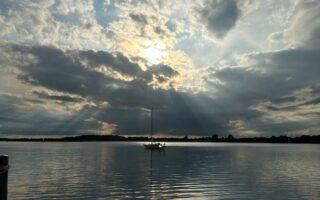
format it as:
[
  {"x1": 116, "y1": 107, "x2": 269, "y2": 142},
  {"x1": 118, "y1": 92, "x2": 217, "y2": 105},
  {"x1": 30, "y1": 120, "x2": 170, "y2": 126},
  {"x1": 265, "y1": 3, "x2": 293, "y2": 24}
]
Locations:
[
  {"x1": 150, "y1": 74, "x2": 155, "y2": 143},
  {"x1": 150, "y1": 106, "x2": 154, "y2": 142}
]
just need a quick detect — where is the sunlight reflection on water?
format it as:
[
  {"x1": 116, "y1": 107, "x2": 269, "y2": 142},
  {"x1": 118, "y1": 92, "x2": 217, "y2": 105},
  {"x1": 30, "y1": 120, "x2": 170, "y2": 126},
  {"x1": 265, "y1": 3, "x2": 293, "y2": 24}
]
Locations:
[{"x1": 1, "y1": 142, "x2": 319, "y2": 199}]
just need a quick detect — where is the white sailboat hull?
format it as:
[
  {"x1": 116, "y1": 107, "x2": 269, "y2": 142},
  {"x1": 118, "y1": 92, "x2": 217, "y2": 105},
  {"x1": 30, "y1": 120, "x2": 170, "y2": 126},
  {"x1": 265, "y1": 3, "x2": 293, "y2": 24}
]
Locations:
[{"x1": 144, "y1": 142, "x2": 166, "y2": 150}]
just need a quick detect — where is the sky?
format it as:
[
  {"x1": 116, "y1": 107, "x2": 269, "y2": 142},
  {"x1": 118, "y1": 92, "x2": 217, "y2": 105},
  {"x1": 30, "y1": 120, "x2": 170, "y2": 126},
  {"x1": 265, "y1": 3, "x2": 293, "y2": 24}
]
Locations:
[{"x1": 0, "y1": 0, "x2": 320, "y2": 138}]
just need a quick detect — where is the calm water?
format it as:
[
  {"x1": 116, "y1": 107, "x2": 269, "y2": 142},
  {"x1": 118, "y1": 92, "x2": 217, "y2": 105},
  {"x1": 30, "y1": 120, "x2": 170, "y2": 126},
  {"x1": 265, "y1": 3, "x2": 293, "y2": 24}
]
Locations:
[{"x1": 0, "y1": 142, "x2": 320, "y2": 199}]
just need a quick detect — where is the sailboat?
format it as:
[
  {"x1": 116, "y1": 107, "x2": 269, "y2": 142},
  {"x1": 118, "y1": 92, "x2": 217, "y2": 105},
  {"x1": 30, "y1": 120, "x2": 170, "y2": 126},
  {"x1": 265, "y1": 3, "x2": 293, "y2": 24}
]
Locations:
[{"x1": 144, "y1": 106, "x2": 166, "y2": 150}]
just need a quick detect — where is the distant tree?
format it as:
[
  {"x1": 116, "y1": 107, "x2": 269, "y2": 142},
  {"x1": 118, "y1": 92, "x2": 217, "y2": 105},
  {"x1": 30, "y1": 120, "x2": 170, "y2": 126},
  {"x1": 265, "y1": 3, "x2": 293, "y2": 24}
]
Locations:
[
  {"x1": 270, "y1": 136, "x2": 276, "y2": 143},
  {"x1": 227, "y1": 134, "x2": 235, "y2": 141},
  {"x1": 183, "y1": 135, "x2": 189, "y2": 141},
  {"x1": 211, "y1": 134, "x2": 219, "y2": 142}
]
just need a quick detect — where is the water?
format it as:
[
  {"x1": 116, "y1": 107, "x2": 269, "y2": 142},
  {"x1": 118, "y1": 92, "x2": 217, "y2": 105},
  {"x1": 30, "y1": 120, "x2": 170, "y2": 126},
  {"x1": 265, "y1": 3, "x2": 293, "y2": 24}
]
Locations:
[{"x1": 1, "y1": 142, "x2": 320, "y2": 199}]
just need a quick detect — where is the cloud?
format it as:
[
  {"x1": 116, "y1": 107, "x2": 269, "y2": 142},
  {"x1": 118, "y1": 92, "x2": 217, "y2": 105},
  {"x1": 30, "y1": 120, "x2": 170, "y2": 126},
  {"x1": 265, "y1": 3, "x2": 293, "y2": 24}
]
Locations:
[
  {"x1": 3, "y1": 32, "x2": 320, "y2": 137},
  {"x1": 0, "y1": 0, "x2": 113, "y2": 51},
  {"x1": 0, "y1": 94, "x2": 102, "y2": 136},
  {"x1": 202, "y1": 0, "x2": 320, "y2": 136},
  {"x1": 198, "y1": 0, "x2": 241, "y2": 39},
  {"x1": 129, "y1": 13, "x2": 148, "y2": 25},
  {"x1": 79, "y1": 50, "x2": 143, "y2": 77},
  {"x1": 106, "y1": 1, "x2": 179, "y2": 66},
  {"x1": 268, "y1": 32, "x2": 285, "y2": 43},
  {"x1": 205, "y1": 45, "x2": 320, "y2": 136},
  {"x1": 33, "y1": 91, "x2": 83, "y2": 103},
  {"x1": 97, "y1": 92, "x2": 229, "y2": 135},
  {"x1": 1, "y1": 42, "x2": 234, "y2": 136},
  {"x1": 1, "y1": 0, "x2": 320, "y2": 138},
  {"x1": 275, "y1": 0, "x2": 320, "y2": 48}
]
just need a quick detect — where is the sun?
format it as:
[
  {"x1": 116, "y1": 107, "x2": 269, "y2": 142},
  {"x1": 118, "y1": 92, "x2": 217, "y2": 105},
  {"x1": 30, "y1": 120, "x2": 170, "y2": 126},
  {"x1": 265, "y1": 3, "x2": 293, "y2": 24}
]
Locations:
[{"x1": 142, "y1": 46, "x2": 163, "y2": 65}]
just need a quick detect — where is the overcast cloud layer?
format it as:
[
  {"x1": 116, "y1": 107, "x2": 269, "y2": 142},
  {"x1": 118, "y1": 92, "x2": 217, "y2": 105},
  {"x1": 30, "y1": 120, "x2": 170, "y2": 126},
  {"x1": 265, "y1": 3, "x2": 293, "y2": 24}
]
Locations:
[{"x1": 0, "y1": 0, "x2": 319, "y2": 137}]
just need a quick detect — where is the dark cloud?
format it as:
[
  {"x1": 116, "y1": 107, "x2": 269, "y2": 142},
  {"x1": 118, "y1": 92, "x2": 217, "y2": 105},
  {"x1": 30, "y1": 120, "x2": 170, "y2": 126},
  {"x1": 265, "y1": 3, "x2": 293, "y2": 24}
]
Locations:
[
  {"x1": 13, "y1": 45, "x2": 116, "y2": 99},
  {"x1": 265, "y1": 99, "x2": 320, "y2": 112},
  {"x1": 3, "y1": 44, "x2": 225, "y2": 136},
  {"x1": 95, "y1": 92, "x2": 229, "y2": 135},
  {"x1": 0, "y1": 94, "x2": 100, "y2": 135},
  {"x1": 79, "y1": 50, "x2": 142, "y2": 76},
  {"x1": 9, "y1": 45, "x2": 181, "y2": 109},
  {"x1": 3, "y1": 30, "x2": 320, "y2": 137},
  {"x1": 269, "y1": 96, "x2": 297, "y2": 104},
  {"x1": 198, "y1": 0, "x2": 241, "y2": 38},
  {"x1": 204, "y1": 49, "x2": 320, "y2": 136},
  {"x1": 129, "y1": 13, "x2": 148, "y2": 25},
  {"x1": 33, "y1": 91, "x2": 83, "y2": 103},
  {"x1": 142, "y1": 64, "x2": 179, "y2": 83},
  {"x1": 154, "y1": 26, "x2": 166, "y2": 36}
]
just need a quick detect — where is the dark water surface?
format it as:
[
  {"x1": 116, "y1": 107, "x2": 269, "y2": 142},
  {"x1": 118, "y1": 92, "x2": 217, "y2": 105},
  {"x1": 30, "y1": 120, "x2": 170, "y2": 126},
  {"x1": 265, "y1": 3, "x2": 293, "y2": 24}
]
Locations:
[{"x1": 1, "y1": 142, "x2": 320, "y2": 199}]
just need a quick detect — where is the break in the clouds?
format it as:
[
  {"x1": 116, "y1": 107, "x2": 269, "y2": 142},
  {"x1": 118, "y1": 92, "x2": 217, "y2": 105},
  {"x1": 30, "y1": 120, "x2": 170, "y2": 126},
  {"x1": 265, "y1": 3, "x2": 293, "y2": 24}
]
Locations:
[{"x1": 0, "y1": 0, "x2": 320, "y2": 137}]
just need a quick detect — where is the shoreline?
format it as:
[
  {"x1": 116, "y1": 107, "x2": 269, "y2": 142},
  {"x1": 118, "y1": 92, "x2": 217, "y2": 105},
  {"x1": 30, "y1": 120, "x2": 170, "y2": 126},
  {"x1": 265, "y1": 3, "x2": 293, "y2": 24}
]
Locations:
[{"x1": 0, "y1": 134, "x2": 319, "y2": 144}]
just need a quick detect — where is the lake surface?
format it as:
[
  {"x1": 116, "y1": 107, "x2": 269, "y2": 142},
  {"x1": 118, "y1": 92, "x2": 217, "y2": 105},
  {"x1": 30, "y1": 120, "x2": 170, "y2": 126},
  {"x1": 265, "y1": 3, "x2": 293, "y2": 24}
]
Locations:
[{"x1": 1, "y1": 142, "x2": 320, "y2": 199}]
